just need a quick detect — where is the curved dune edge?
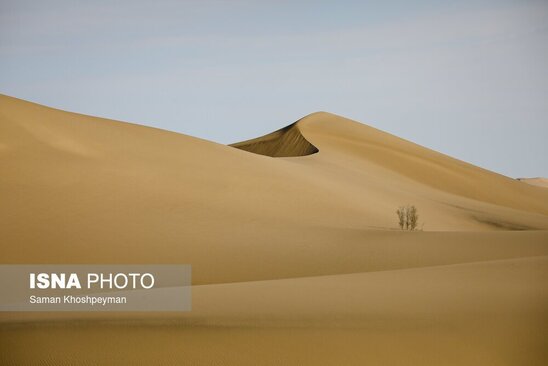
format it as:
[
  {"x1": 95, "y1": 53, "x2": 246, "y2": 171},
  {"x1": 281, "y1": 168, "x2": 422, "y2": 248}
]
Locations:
[{"x1": 230, "y1": 119, "x2": 319, "y2": 157}]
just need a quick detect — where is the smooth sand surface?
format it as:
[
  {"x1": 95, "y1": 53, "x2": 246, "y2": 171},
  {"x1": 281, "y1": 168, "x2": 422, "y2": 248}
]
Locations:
[
  {"x1": 518, "y1": 177, "x2": 548, "y2": 189},
  {"x1": 1, "y1": 94, "x2": 548, "y2": 365}
]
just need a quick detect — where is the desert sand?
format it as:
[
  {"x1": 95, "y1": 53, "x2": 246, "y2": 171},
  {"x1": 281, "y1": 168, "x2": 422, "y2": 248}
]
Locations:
[
  {"x1": 1, "y1": 94, "x2": 547, "y2": 365},
  {"x1": 518, "y1": 177, "x2": 548, "y2": 189}
]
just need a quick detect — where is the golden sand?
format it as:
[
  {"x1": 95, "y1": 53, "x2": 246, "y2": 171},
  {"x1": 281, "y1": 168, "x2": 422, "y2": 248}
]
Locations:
[{"x1": 1, "y1": 94, "x2": 547, "y2": 365}]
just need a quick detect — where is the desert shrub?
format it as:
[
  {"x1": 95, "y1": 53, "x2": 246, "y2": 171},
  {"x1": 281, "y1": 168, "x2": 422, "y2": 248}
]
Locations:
[{"x1": 396, "y1": 205, "x2": 419, "y2": 230}]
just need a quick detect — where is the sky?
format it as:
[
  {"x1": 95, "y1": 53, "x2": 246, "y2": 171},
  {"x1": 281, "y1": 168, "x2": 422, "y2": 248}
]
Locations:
[{"x1": 1, "y1": 0, "x2": 547, "y2": 178}]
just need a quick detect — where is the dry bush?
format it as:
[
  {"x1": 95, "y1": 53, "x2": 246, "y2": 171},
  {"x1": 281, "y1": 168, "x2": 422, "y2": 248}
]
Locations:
[{"x1": 396, "y1": 205, "x2": 419, "y2": 230}]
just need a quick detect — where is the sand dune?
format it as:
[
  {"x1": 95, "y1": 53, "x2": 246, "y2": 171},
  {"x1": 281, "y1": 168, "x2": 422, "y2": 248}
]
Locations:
[
  {"x1": 518, "y1": 177, "x2": 548, "y2": 188},
  {"x1": 3, "y1": 256, "x2": 548, "y2": 365},
  {"x1": 1, "y1": 94, "x2": 547, "y2": 365}
]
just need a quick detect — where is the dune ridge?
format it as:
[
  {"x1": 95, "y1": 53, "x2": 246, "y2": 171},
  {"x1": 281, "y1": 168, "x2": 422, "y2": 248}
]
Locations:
[{"x1": 230, "y1": 120, "x2": 319, "y2": 157}]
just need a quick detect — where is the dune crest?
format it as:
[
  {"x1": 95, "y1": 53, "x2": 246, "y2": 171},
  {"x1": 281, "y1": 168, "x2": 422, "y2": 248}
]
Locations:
[{"x1": 230, "y1": 119, "x2": 319, "y2": 157}]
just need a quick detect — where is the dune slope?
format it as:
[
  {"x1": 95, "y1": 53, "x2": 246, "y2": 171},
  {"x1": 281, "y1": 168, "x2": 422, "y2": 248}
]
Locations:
[
  {"x1": 518, "y1": 177, "x2": 548, "y2": 188},
  {"x1": 230, "y1": 121, "x2": 318, "y2": 157}
]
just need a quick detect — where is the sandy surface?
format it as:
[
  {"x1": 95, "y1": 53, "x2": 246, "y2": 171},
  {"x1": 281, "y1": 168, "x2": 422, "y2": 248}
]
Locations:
[
  {"x1": 518, "y1": 177, "x2": 548, "y2": 189},
  {"x1": 1, "y1": 94, "x2": 547, "y2": 365}
]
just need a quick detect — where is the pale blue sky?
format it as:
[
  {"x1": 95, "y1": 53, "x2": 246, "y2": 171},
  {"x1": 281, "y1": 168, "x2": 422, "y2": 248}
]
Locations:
[{"x1": 1, "y1": 0, "x2": 547, "y2": 177}]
